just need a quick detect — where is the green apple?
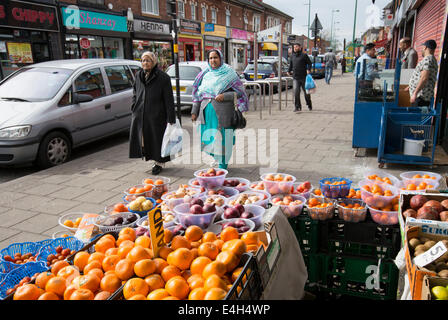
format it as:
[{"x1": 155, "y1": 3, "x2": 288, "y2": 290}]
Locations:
[{"x1": 431, "y1": 286, "x2": 448, "y2": 300}]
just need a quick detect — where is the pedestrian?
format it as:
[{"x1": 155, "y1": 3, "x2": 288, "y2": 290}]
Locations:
[
  {"x1": 191, "y1": 49, "x2": 249, "y2": 170},
  {"x1": 341, "y1": 56, "x2": 347, "y2": 75},
  {"x1": 129, "y1": 51, "x2": 176, "y2": 175},
  {"x1": 288, "y1": 43, "x2": 313, "y2": 112},
  {"x1": 399, "y1": 37, "x2": 418, "y2": 69},
  {"x1": 405, "y1": 40, "x2": 439, "y2": 107},
  {"x1": 324, "y1": 48, "x2": 337, "y2": 84},
  {"x1": 355, "y1": 43, "x2": 379, "y2": 88}
]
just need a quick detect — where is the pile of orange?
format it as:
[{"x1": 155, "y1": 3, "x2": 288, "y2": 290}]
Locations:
[
  {"x1": 13, "y1": 226, "x2": 263, "y2": 301},
  {"x1": 346, "y1": 189, "x2": 361, "y2": 199},
  {"x1": 264, "y1": 174, "x2": 293, "y2": 182},
  {"x1": 403, "y1": 181, "x2": 434, "y2": 191},
  {"x1": 367, "y1": 174, "x2": 393, "y2": 185},
  {"x1": 413, "y1": 174, "x2": 436, "y2": 179},
  {"x1": 62, "y1": 217, "x2": 82, "y2": 229},
  {"x1": 339, "y1": 202, "x2": 365, "y2": 210},
  {"x1": 313, "y1": 189, "x2": 323, "y2": 196},
  {"x1": 362, "y1": 184, "x2": 394, "y2": 197},
  {"x1": 324, "y1": 180, "x2": 348, "y2": 186},
  {"x1": 307, "y1": 198, "x2": 332, "y2": 208},
  {"x1": 143, "y1": 178, "x2": 166, "y2": 185},
  {"x1": 271, "y1": 195, "x2": 302, "y2": 206},
  {"x1": 128, "y1": 185, "x2": 152, "y2": 195}
]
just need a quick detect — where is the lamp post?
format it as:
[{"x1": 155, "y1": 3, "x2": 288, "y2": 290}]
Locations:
[
  {"x1": 352, "y1": 0, "x2": 358, "y2": 51},
  {"x1": 305, "y1": 1, "x2": 311, "y2": 52},
  {"x1": 330, "y1": 9, "x2": 339, "y2": 50},
  {"x1": 331, "y1": 22, "x2": 340, "y2": 49}
]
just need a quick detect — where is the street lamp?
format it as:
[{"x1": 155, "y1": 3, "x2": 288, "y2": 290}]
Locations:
[
  {"x1": 305, "y1": 1, "x2": 311, "y2": 52},
  {"x1": 331, "y1": 21, "x2": 340, "y2": 50},
  {"x1": 330, "y1": 9, "x2": 339, "y2": 50}
]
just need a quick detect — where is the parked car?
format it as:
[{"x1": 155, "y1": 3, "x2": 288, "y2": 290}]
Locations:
[
  {"x1": 308, "y1": 54, "x2": 325, "y2": 79},
  {"x1": 242, "y1": 60, "x2": 289, "y2": 93},
  {"x1": 258, "y1": 55, "x2": 289, "y2": 66},
  {"x1": 166, "y1": 61, "x2": 209, "y2": 110},
  {"x1": 0, "y1": 59, "x2": 142, "y2": 168}
]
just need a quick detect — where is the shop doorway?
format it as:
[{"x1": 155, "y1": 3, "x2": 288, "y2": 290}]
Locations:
[{"x1": 185, "y1": 44, "x2": 195, "y2": 61}]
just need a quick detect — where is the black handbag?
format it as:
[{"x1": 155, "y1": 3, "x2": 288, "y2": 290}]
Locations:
[{"x1": 231, "y1": 92, "x2": 247, "y2": 129}]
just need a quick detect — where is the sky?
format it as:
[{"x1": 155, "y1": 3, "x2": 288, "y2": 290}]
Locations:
[{"x1": 264, "y1": 0, "x2": 391, "y2": 46}]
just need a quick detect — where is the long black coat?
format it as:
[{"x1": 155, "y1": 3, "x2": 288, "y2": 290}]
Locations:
[{"x1": 129, "y1": 66, "x2": 176, "y2": 162}]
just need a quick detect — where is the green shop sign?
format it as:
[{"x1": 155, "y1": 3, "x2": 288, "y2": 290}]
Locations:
[{"x1": 61, "y1": 6, "x2": 127, "y2": 32}]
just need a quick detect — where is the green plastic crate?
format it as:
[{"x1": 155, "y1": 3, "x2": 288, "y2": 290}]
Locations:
[{"x1": 288, "y1": 215, "x2": 320, "y2": 254}]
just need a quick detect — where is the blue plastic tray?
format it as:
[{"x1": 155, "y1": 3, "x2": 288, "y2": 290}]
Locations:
[
  {"x1": 36, "y1": 237, "x2": 84, "y2": 264},
  {"x1": 0, "y1": 261, "x2": 48, "y2": 299},
  {"x1": 0, "y1": 239, "x2": 52, "y2": 267}
]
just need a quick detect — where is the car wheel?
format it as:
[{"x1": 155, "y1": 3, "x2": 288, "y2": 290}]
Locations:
[{"x1": 36, "y1": 131, "x2": 71, "y2": 168}]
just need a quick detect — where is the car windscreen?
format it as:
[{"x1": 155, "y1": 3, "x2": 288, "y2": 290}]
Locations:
[
  {"x1": 166, "y1": 65, "x2": 202, "y2": 80},
  {"x1": 309, "y1": 56, "x2": 324, "y2": 64},
  {"x1": 244, "y1": 63, "x2": 274, "y2": 72},
  {"x1": 0, "y1": 67, "x2": 73, "y2": 102}
]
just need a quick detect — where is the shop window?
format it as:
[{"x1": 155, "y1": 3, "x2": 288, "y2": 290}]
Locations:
[
  {"x1": 191, "y1": 4, "x2": 196, "y2": 20},
  {"x1": 103, "y1": 37, "x2": 124, "y2": 59},
  {"x1": 142, "y1": 0, "x2": 159, "y2": 15},
  {"x1": 105, "y1": 65, "x2": 133, "y2": 93},
  {"x1": 58, "y1": 87, "x2": 73, "y2": 107},
  {"x1": 74, "y1": 68, "x2": 106, "y2": 99},
  {"x1": 80, "y1": 36, "x2": 104, "y2": 59},
  {"x1": 132, "y1": 40, "x2": 173, "y2": 71},
  {"x1": 178, "y1": 1, "x2": 185, "y2": 19}
]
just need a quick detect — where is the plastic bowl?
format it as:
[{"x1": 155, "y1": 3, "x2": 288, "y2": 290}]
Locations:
[
  {"x1": 137, "y1": 213, "x2": 177, "y2": 229},
  {"x1": 226, "y1": 191, "x2": 271, "y2": 209},
  {"x1": 336, "y1": 199, "x2": 368, "y2": 223},
  {"x1": 271, "y1": 194, "x2": 306, "y2": 218},
  {"x1": 401, "y1": 178, "x2": 440, "y2": 191},
  {"x1": 400, "y1": 171, "x2": 442, "y2": 184},
  {"x1": 205, "y1": 186, "x2": 240, "y2": 198},
  {"x1": 203, "y1": 195, "x2": 227, "y2": 215},
  {"x1": 220, "y1": 204, "x2": 265, "y2": 230},
  {"x1": 58, "y1": 212, "x2": 87, "y2": 234},
  {"x1": 142, "y1": 176, "x2": 171, "y2": 200},
  {"x1": 260, "y1": 173, "x2": 296, "y2": 195},
  {"x1": 223, "y1": 177, "x2": 251, "y2": 193},
  {"x1": 367, "y1": 206, "x2": 399, "y2": 225},
  {"x1": 319, "y1": 177, "x2": 353, "y2": 199},
  {"x1": 209, "y1": 218, "x2": 255, "y2": 235},
  {"x1": 188, "y1": 178, "x2": 202, "y2": 188},
  {"x1": 104, "y1": 202, "x2": 129, "y2": 215},
  {"x1": 161, "y1": 188, "x2": 206, "y2": 211},
  {"x1": 123, "y1": 184, "x2": 153, "y2": 202},
  {"x1": 363, "y1": 170, "x2": 401, "y2": 187},
  {"x1": 291, "y1": 182, "x2": 314, "y2": 199},
  {"x1": 52, "y1": 231, "x2": 71, "y2": 239},
  {"x1": 93, "y1": 212, "x2": 139, "y2": 233},
  {"x1": 193, "y1": 168, "x2": 228, "y2": 190},
  {"x1": 249, "y1": 181, "x2": 266, "y2": 192},
  {"x1": 126, "y1": 197, "x2": 157, "y2": 217},
  {"x1": 0, "y1": 239, "x2": 51, "y2": 267},
  {"x1": 305, "y1": 196, "x2": 335, "y2": 221},
  {"x1": 173, "y1": 203, "x2": 217, "y2": 229},
  {"x1": 358, "y1": 179, "x2": 399, "y2": 208}
]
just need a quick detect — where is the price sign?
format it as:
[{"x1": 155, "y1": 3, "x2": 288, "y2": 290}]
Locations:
[
  {"x1": 413, "y1": 241, "x2": 448, "y2": 268},
  {"x1": 74, "y1": 213, "x2": 99, "y2": 243},
  {"x1": 148, "y1": 206, "x2": 165, "y2": 258},
  {"x1": 80, "y1": 37, "x2": 91, "y2": 49}
]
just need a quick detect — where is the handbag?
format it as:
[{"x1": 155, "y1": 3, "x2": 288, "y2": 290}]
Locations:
[{"x1": 231, "y1": 92, "x2": 247, "y2": 130}]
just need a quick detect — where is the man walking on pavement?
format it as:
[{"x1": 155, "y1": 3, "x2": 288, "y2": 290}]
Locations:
[
  {"x1": 288, "y1": 43, "x2": 312, "y2": 112},
  {"x1": 399, "y1": 37, "x2": 418, "y2": 69},
  {"x1": 324, "y1": 48, "x2": 337, "y2": 84}
]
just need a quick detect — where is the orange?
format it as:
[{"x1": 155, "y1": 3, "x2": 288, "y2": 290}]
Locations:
[
  {"x1": 204, "y1": 274, "x2": 228, "y2": 291},
  {"x1": 167, "y1": 248, "x2": 194, "y2": 270},
  {"x1": 84, "y1": 260, "x2": 102, "y2": 274},
  {"x1": 128, "y1": 294, "x2": 146, "y2": 300},
  {"x1": 63, "y1": 284, "x2": 78, "y2": 300},
  {"x1": 77, "y1": 274, "x2": 100, "y2": 292},
  {"x1": 198, "y1": 242, "x2": 219, "y2": 260},
  {"x1": 94, "y1": 238, "x2": 115, "y2": 254},
  {"x1": 155, "y1": 179, "x2": 164, "y2": 185},
  {"x1": 115, "y1": 258, "x2": 136, "y2": 280},
  {"x1": 240, "y1": 232, "x2": 259, "y2": 246},
  {"x1": 188, "y1": 276, "x2": 205, "y2": 290},
  {"x1": 88, "y1": 252, "x2": 106, "y2": 265},
  {"x1": 57, "y1": 265, "x2": 80, "y2": 281},
  {"x1": 165, "y1": 276, "x2": 190, "y2": 299},
  {"x1": 213, "y1": 239, "x2": 224, "y2": 251},
  {"x1": 94, "y1": 291, "x2": 112, "y2": 300},
  {"x1": 38, "y1": 292, "x2": 59, "y2": 300},
  {"x1": 117, "y1": 245, "x2": 133, "y2": 259},
  {"x1": 73, "y1": 251, "x2": 90, "y2": 272},
  {"x1": 135, "y1": 235, "x2": 151, "y2": 249},
  {"x1": 189, "y1": 287, "x2": 207, "y2": 300},
  {"x1": 51, "y1": 260, "x2": 69, "y2": 275},
  {"x1": 87, "y1": 268, "x2": 104, "y2": 280},
  {"x1": 407, "y1": 183, "x2": 417, "y2": 190},
  {"x1": 144, "y1": 178, "x2": 154, "y2": 185},
  {"x1": 247, "y1": 244, "x2": 259, "y2": 252},
  {"x1": 118, "y1": 239, "x2": 135, "y2": 249},
  {"x1": 222, "y1": 239, "x2": 247, "y2": 257},
  {"x1": 163, "y1": 296, "x2": 180, "y2": 300},
  {"x1": 70, "y1": 288, "x2": 94, "y2": 300},
  {"x1": 102, "y1": 255, "x2": 121, "y2": 272},
  {"x1": 202, "y1": 261, "x2": 226, "y2": 279},
  {"x1": 181, "y1": 269, "x2": 192, "y2": 281},
  {"x1": 147, "y1": 288, "x2": 170, "y2": 300},
  {"x1": 127, "y1": 246, "x2": 152, "y2": 263},
  {"x1": 191, "y1": 248, "x2": 199, "y2": 260},
  {"x1": 216, "y1": 251, "x2": 239, "y2": 273},
  {"x1": 171, "y1": 235, "x2": 192, "y2": 250},
  {"x1": 35, "y1": 272, "x2": 55, "y2": 289},
  {"x1": 134, "y1": 259, "x2": 156, "y2": 278},
  {"x1": 190, "y1": 256, "x2": 212, "y2": 275},
  {"x1": 153, "y1": 258, "x2": 169, "y2": 274},
  {"x1": 119, "y1": 227, "x2": 136, "y2": 241},
  {"x1": 100, "y1": 273, "x2": 122, "y2": 293},
  {"x1": 164, "y1": 229, "x2": 174, "y2": 243},
  {"x1": 204, "y1": 287, "x2": 227, "y2": 300},
  {"x1": 45, "y1": 276, "x2": 67, "y2": 297},
  {"x1": 185, "y1": 225, "x2": 203, "y2": 242},
  {"x1": 202, "y1": 232, "x2": 217, "y2": 243},
  {"x1": 191, "y1": 241, "x2": 202, "y2": 249},
  {"x1": 105, "y1": 247, "x2": 119, "y2": 256},
  {"x1": 220, "y1": 227, "x2": 239, "y2": 242},
  {"x1": 13, "y1": 284, "x2": 41, "y2": 300},
  {"x1": 161, "y1": 265, "x2": 182, "y2": 282},
  {"x1": 123, "y1": 278, "x2": 149, "y2": 300},
  {"x1": 144, "y1": 274, "x2": 165, "y2": 291},
  {"x1": 116, "y1": 235, "x2": 134, "y2": 247},
  {"x1": 159, "y1": 246, "x2": 174, "y2": 260},
  {"x1": 100, "y1": 234, "x2": 116, "y2": 245},
  {"x1": 231, "y1": 267, "x2": 245, "y2": 283}
]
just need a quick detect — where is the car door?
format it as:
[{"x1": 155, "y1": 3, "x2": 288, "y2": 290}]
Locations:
[
  {"x1": 103, "y1": 64, "x2": 134, "y2": 131},
  {"x1": 70, "y1": 67, "x2": 114, "y2": 145}
]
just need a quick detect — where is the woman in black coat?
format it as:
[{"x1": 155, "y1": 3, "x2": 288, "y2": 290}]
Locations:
[{"x1": 129, "y1": 51, "x2": 176, "y2": 175}]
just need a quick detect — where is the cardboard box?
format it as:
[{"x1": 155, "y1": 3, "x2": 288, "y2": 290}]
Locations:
[
  {"x1": 255, "y1": 221, "x2": 281, "y2": 288},
  {"x1": 398, "y1": 84, "x2": 411, "y2": 107},
  {"x1": 421, "y1": 275, "x2": 448, "y2": 300}
]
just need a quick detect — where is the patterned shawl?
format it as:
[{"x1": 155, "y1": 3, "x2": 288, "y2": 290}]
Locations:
[{"x1": 192, "y1": 49, "x2": 248, "y2": 112}]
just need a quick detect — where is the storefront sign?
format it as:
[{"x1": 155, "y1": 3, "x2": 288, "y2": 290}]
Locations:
[
  {"x1": 0, "y1": 0, "x2": 59, "y2": 32},
  {"x1": 61, "y1": 6, "x2": 127, "y2": 33},
  {"x1": 204, "y1": 23, "x2": 214, "y2": 32},
  {"x1": 179, "y1": 18, "x2": 201, "y2": 34},
  {"x1": 79, "y1": 37, "x2": 91, "y2": 49},
  {"x1": 257, "y1": 25, "x2": 281, "y2": 43},
  {"x1": 133, "y1": 19, "x2": 170, "y2": 35},
  {"x1": 201, "y1": 23, "x2": 226, "y2": 38},
  {"x1": 7, "y1": 42, "x2": 33, "y2": 63},
  {"x1": 231, "y1": 28, "x2": 249, "y2": 40}
]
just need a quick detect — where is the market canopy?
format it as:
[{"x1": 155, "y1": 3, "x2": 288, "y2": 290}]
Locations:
[{"x1": 262, "y1": 42, "x2": 278, "y2": 51}]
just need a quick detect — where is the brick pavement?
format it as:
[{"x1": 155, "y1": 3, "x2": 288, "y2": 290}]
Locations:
[{"x1": 0, "y1": 73, "x2": 447, "y2": 248}]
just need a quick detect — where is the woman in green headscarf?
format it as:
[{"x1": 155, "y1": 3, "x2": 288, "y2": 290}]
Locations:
[{"x1": 191, "y1": 49, "x2": 248, "y2": 170}]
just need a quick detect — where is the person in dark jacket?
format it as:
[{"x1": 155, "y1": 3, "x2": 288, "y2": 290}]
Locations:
[
  {"x1": 288, "y1": 43, "x2": 312, "y2": 112},
  {"x1": 129, "y1": 51, "x2": 176, "y2": 175}
]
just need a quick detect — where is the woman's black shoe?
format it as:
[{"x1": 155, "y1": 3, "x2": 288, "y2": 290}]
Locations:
[{"x1": 152, "y1": 165, "x2": 162, "y2": 175}]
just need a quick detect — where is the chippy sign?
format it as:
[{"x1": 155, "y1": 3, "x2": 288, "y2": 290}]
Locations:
[{"x1": 148, "y1": 206, "x2": 165, "y2": 258}]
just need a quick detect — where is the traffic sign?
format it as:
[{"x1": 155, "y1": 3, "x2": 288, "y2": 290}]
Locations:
[{"x1": 309, "y1": 16, "x2": 323, "y2": 31}]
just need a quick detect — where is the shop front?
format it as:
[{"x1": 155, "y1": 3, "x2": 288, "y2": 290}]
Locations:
[
  {"x1": 0, "y1": 0, "x2": 60, "y2": 80},
  {"x1": 201, "y1": 23, "x2": 227, "y2": 62},
  {"x1": 178, "y1": 19, "x2": 202, "y2": 62},
  {"x1": 228, "y1": 28, "x2": 252, "y2": 73},
  {"x1": 61, "y1": 6, "x2": 130, "y2": 60},
  {"x1": 132, "y1": 18, "x2": 173, "y2": 71}
]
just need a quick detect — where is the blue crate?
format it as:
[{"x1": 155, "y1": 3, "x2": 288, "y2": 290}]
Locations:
[
  {"x1": 319, "y1": 177, "x2": 353, "y2": 199},
  {"x1": 0, "y1": 261, "x2": 48, "y2": 299},
  {"x1": 36, "y1": 237, "x2": 84, "y2": 264}
]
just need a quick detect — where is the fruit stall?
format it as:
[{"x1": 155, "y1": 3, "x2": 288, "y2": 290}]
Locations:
[{"x1": 0, "y1": 167, "x2": 447, "y2": 301}]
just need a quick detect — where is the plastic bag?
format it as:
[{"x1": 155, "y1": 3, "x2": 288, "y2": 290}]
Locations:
[
  {"x1": 305, "y1": 74, "x2": 316, "y2": 91},
  {"x1": 161, "y1": 119, "x2": 183, "y2": 158}
]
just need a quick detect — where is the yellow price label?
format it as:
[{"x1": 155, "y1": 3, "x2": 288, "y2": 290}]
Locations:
[
  {"x1": 174, "y1": 44, "x2": 179, "y2": 53},
  {"x1": 148, "y1": 206, "x2": 165, "y2": 258}
]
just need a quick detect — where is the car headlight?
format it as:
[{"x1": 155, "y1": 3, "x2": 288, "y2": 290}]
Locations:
[{"x1": 0, "y1": 125, "x2": 32, "y2": 139}]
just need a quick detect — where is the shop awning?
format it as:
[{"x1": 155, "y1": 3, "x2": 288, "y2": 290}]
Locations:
[{"x1": 262, "y1": 42, "x2": 278, "y2": 51}]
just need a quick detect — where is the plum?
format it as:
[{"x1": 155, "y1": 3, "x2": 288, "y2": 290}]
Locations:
[
  {"x1": 222, "y1": 222, "x2": 233, "y2": 230},
  {"x1": 190, "y1": 204, "x2": 204, "y2": 215},
  {"x1": 190, "y1": 198, "x2": 204, "y2": 207},
  {"x1": 241, "y1": 211, "x2": 253, "y2": 219},
  {"x1": 224, "y1": 207, "x2": 240, "y2": 219},
  {"x1": 410, "y1": 195, "x2": 429, "y2": 210},
  {"x1": 234, "y1": 219, "x2": 246, "y2": 228},
  {"x1": 135, "y1": 227, "x2": 147, "y2": 237},
  {"x1": 423, "y1": 200, "x2": 444, "y2": 213},
  {"x1": 203, "y1": 203, "x2": 216, "y2": 213},
  {"x1": 238, "y1": 226, "x2": 250, "y2": 233}
]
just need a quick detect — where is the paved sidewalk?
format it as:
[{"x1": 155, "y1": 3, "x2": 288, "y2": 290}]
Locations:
[{"x1": 0, "y1": 74, "x2": 446, "y2": 248}]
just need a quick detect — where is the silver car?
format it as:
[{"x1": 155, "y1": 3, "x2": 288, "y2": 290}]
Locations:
[
  {"x1": 0, "y1": 59, "x2": 142, "y2": 168},
  {"x1": 166, "y1": 61, "x2": 209, "y2": 110}
]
